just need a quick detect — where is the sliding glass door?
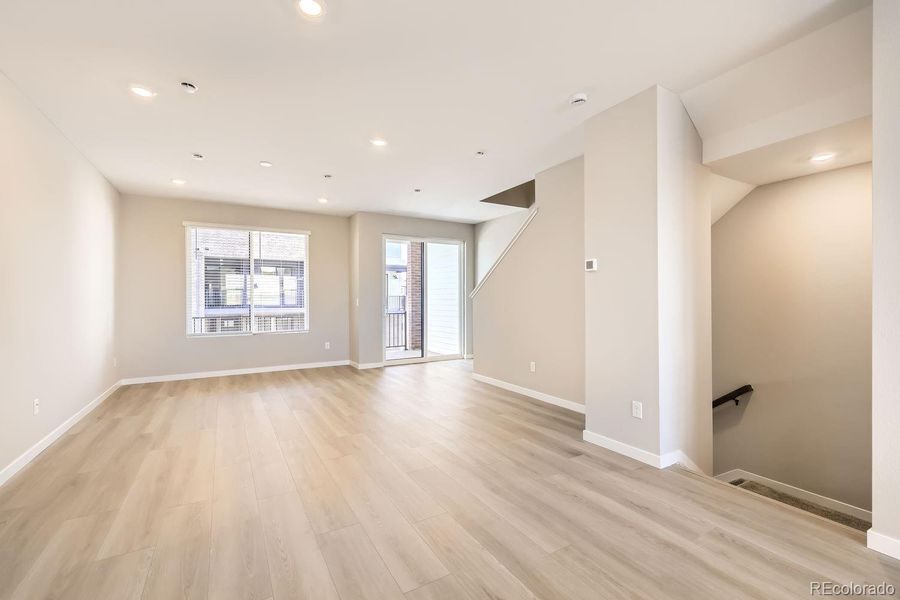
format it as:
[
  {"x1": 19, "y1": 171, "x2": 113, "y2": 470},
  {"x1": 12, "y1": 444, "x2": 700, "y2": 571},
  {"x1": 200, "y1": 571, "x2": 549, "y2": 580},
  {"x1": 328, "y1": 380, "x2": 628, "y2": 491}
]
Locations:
[
  {"x1": 425, "y1": 242, "x2": 461, "y2": 357},
  {"x1": 384, "y1": 239, "x2": 424, "y2": 361},
  {"x1": 384, "y1": 237, "x2": 464, "y2": 363}
]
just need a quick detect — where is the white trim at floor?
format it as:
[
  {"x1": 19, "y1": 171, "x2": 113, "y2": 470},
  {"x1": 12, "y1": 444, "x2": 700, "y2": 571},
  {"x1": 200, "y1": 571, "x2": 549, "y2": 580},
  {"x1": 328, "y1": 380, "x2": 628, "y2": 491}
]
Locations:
[
  {"x1": 580, "y1": 431, "x2": 704, "y2": 472},
  {"x1": 0, "y1": 380, "x2": 121, "y2": 487},
  {"x1": 714, "y1": 468, "x2": 872, "y2": 522},
  {"x1": 660, "y1": 449, "x2": 703, "y2": 473},
  {"x1": 350, "y1": 361, "x2": 384, "y2": 370},
  {"x1": 868, "y1": 530, "x2": 900, "y2": 560},
  {"x1": 120, "y1": 359, "x2": 351, "y2": 384},
  {"x1": 471, "y1": 373, "x2": 585, "y2": 414},
  {"x1": 582, "y1": 430, "x2": 661, "y2": 468}
]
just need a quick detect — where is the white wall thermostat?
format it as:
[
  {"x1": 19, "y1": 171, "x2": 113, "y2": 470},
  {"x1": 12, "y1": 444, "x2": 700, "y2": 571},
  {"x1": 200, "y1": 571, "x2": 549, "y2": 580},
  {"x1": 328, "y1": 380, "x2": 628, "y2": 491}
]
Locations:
[{"x1": 585, "y1": 258, "x2": 598, "y2": 271}]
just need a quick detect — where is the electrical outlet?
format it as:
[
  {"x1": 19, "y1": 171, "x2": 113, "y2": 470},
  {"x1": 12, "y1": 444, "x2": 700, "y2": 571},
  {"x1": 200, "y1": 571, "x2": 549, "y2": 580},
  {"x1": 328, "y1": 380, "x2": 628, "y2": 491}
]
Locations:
[
  {"x1": 631, "y1": 401, "x2": 642, "y2": 419},
  {"x1": 529, "y1": 361, "x2": 536, "y2": 373},
  {"x1": 325, "y1": 342, "x2": 331, "y2": 350},
  {"x1": 33, "y1": 398, "x2": 40, "y2": 416}
]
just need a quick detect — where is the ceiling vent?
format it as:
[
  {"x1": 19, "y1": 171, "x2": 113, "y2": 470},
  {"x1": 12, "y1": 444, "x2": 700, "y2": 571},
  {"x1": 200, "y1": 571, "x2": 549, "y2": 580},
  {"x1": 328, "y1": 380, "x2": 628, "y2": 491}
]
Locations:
[{"x1": 569, "y1": 92, "x2": 588, "y2": 106}]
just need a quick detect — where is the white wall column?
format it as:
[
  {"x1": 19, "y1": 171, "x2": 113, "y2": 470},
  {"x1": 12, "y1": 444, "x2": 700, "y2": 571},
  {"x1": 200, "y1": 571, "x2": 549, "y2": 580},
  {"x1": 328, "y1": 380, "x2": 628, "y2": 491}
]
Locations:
[{"x1": 868, "y1": 0, "x2": 900, "y2": 561}]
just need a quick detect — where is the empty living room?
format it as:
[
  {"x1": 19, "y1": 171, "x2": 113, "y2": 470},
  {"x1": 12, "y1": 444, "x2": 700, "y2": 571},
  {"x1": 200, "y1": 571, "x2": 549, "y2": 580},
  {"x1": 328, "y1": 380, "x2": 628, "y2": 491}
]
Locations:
[{"x1": 3, "y1": 0, "x2": 900, "y2": 598}]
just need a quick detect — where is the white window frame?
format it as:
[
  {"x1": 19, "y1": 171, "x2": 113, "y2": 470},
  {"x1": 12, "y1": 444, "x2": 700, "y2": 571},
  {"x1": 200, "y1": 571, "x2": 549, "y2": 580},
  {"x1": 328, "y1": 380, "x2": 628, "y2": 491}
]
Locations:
[{"x1": 184, "y1": 222, "x2": 311, "y2": 337}]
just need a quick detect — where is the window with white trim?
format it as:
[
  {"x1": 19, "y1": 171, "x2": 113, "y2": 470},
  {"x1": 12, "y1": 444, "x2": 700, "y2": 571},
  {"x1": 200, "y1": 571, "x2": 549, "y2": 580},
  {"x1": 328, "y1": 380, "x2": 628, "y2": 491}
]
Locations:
[{"x1": 185, "y1": 225, "x2": 309, "y2": 336}]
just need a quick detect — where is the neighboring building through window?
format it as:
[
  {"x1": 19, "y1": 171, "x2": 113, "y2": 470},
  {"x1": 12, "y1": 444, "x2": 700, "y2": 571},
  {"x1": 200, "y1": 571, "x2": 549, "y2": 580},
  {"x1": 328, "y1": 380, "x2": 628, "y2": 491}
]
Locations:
[{"x1": 186, "y1": 225, "x2": 308, "y2": 335}]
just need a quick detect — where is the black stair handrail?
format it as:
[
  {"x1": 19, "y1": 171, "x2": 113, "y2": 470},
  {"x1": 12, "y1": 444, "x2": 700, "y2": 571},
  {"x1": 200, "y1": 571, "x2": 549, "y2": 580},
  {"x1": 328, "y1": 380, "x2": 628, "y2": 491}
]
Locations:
[{"x1": 713, "y1": 384, "x2": 753, "y2": 408}]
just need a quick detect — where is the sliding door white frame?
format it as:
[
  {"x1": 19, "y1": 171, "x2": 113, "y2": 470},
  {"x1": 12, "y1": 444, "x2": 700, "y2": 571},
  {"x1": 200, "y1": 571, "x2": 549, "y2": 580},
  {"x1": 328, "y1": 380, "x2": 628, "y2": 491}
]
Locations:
[{"x1": 381, "y1": 234, "x2": 466, "y2": 365}]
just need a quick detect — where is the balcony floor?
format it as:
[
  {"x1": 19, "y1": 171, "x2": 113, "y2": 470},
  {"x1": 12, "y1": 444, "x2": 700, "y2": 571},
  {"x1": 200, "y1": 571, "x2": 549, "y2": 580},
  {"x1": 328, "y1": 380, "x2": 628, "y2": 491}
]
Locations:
[{"x1": 385, "y1": 348, "x2": 425, "y2": 361}]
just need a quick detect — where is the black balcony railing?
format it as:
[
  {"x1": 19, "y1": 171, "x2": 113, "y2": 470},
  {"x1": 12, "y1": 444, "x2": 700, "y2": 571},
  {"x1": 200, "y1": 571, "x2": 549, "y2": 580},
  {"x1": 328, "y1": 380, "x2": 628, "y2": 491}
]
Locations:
[
  {"x1": 384, "y1": 312, "x2": 407, "y2": 348},
  {"x1": 191, "y1": 312, "x2": 305, "y2": 334},
  {"x1": 387, "y1": 295, "x2": 406, "y2": 313}
]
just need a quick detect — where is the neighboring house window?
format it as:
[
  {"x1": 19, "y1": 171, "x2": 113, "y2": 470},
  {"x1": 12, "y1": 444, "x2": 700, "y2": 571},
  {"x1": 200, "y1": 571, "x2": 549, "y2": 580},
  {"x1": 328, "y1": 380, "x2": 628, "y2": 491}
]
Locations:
[{"x1": 185, "y1": 225, "x2": 309, "y2": 336}]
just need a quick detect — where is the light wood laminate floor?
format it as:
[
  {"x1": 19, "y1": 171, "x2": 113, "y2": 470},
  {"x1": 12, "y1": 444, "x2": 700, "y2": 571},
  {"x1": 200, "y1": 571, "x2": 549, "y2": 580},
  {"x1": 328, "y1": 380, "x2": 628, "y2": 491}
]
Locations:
[{"x1": 1, "y1": 360, "x2": 897, "y2": 599}]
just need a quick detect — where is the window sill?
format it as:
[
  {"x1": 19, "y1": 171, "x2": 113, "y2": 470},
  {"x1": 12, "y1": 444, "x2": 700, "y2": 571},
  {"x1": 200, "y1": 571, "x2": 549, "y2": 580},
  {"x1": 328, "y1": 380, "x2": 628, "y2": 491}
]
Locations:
[{"x1": 186, "y1": 330, "x2": 310, "y2": 339}]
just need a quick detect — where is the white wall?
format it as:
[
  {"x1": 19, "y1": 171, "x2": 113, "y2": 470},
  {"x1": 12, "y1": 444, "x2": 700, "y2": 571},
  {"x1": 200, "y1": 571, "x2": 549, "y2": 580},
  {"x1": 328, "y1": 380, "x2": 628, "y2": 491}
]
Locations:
[
  {"x1": 713, "y1": 164, "x2": 872, "y2": 510},
  {"x1": 0, "y1": 72, "x2": 119, "y2": 482},
  {"x1": 473, "y1": 157, "x2": 585, "y2": 406},
  {"x1": 656, "y1": 87, "x2": 713, "y2": 472},
  {"x1": 584, "y1": 86, "x2": 712, "y2": 472},
  {"x1": 474, "y1": 210, "x2": 529, "y2": 283},
  {"x1": 870, "y1": 0, "x2": 900, "y2": 559},
  {"x1": 350, "y1": 213, "x2": 475, "y2": 366},
  {"x1": 116, "y1": 195, "x2": 350, "y2": 379}
]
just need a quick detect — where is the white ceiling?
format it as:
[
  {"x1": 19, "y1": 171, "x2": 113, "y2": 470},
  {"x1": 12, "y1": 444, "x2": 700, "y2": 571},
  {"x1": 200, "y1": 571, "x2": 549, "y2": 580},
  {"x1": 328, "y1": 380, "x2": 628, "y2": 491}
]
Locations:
[
  {"x1": 708, "y1": 116, "x2": 871, "y2": 186},
  {"x1": 0, "y1": 0, "x2": 869, "y2": 223},
  {"x1": 682, "y1": 5, "x2": 871, "y2": 168}
]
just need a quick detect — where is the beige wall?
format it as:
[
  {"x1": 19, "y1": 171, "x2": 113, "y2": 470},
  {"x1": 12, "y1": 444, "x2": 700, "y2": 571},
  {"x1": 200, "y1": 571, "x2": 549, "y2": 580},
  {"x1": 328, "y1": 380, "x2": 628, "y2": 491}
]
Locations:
[
  {"x1": 584, "y1": 86, "x2": 712, "y2": 472},
  {"x1": 0, "y1": 73, "x2": 119, "y2": 480},
  {"x1": 712, "y1": 164, "x2": 872, "y2": 509},
  {"x1": 474, "y1": 210, "x2": 529, "y2": 283},
  {"x1": 350, "y1": 213, "x2": 475, "y2": 366},
  {"x1": 116, "y1": 195, "x2": 350, "y2": 378},
  {"x1": 473, "y1": 157, "x2": 585, "y2": 405},
  {"x1": 349, "y1": 214, "x2": 361, "y2": 364},
  {"x1": 585, "y1": 87, "x2": 662, "y2": 454},
  {"x1": 871, "y1": 0, "x2": 900, "y2": 551}
]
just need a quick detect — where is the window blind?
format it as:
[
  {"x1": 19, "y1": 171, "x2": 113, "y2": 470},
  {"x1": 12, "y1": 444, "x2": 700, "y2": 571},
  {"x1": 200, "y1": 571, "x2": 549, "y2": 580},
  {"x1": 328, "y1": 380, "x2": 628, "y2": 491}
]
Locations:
[{"x1": 186, "y1": 225, "x2": 308, "y2": 336}]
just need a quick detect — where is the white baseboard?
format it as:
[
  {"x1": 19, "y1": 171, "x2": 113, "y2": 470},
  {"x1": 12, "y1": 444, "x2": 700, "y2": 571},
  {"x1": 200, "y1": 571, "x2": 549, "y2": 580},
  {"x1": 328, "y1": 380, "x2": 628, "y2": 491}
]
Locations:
[
  {"x1": 472, "y1": 373, "x2": 585, "y2": 414},
  {"x1": 714, "y1": 468, "x2": 872, "y2": 522},
  {"x1": 119, "y1": 360, "x2": 351, "y2": 384},
  {"x1": 868, "y1": 530, "x2": 900, "y2": 560},
  {"x1": 0, "y1": 380, "x2": 121, "y2": 488},
  {"x1": 660, "y1": 449, "x2": 703, "y2": 473},
  {"x1": 580, "y1": 431, "x2": 708, "y2": 474},
  {"x1": 582, "y1": 429, "x2": 665, "y2": 468},
  {"x1": 350, "y1": 361, "x2": 384, "y2": 370}
]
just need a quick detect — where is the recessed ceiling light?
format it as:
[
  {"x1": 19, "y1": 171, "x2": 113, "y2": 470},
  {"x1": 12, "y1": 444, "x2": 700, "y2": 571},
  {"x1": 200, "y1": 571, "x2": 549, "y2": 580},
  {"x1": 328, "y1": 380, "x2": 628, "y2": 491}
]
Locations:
[
  {"x1": 180, "y1": 81, "x2": 198, "y2": 94},
  {"x1": 317, "y1": 197, "x2": 329, "y2": 204},
  {"x1": 370, "y1": 138, "x2": 388, "y2": 147},
  {"x1": 810, "y1": 152, "x2": 836, "y2": 163},
  {"x1": 130, "y1": 85, "x2": 156, "y2": 98},
  {"x1": 171, "y1": 178, "x2": 187, "y2": 186},
  {"x1": 298, "y1": 0, "x2": 324, "y2": 17},
  {"x1": 259, "y1": 161, "x2": 273, "y2": 168},
  {"x1": 192, "y1": 153, "x2": 204, "y2": 160}
]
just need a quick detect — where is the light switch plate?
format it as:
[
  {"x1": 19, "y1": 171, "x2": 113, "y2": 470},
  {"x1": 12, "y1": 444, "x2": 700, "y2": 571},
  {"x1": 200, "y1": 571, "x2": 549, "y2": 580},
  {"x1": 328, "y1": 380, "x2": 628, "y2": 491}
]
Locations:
[{"x1": 585, "y1": 258, "x2": 598, "y2": 271}]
